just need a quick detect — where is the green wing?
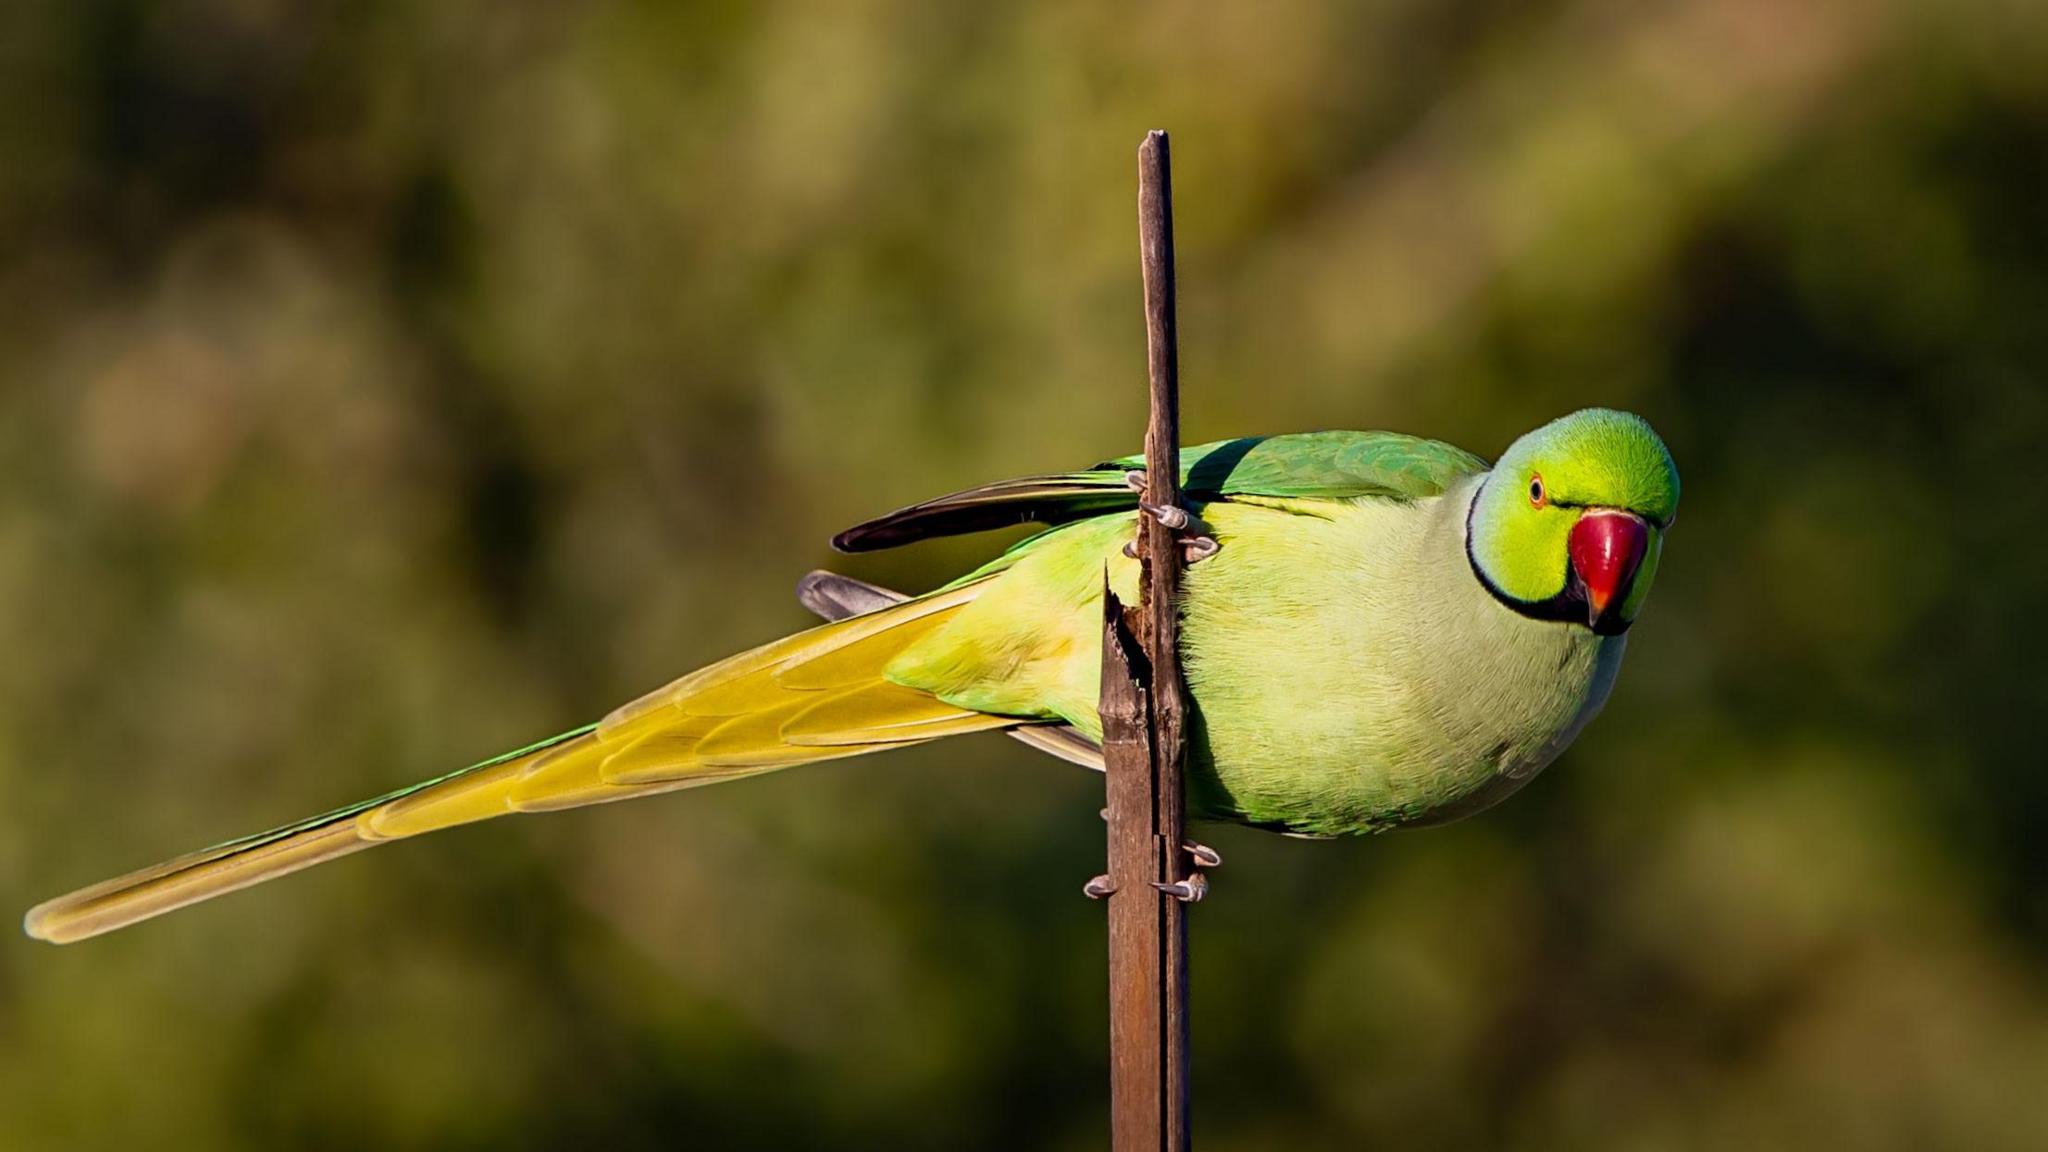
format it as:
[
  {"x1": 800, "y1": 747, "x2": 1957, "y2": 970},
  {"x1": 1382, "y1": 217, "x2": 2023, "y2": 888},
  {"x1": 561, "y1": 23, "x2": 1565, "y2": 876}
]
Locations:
[{"x1": 832, "y1": 431, "x2": 1487, "y2": 552}]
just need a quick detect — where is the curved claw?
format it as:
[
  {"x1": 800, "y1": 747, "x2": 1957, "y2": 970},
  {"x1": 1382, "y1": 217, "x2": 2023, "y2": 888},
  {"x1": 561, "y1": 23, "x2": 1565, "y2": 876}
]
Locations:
[
  {"x1": 1152, "y1": 874, "x2": 1208, "y2": 903},
  {"x1": 1183, "y1": 841, "x2": 1222, "y2": 869},
  {"x1": 1139, "y1": 501, "x2": 1193, "y2": 531},
  {"x1": 1083, "y1": 874, "x2": 1117, "y2": 900},
  {"x1": 1127, "y1": 497, "x2": 1219, "y2": 564}
]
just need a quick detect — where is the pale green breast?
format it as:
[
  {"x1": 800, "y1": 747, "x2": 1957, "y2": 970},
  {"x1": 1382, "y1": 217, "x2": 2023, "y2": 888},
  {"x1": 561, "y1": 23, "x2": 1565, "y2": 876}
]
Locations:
[{"x1": 1178, "y1": 479, "x2": 1624, "y2": 835}]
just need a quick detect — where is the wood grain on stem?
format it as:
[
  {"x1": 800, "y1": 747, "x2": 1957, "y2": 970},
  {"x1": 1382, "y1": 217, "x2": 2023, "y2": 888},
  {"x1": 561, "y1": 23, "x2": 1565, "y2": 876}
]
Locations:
[{"x1": 1102, "y1": 128, "x2": 1191, "y2": 1152}]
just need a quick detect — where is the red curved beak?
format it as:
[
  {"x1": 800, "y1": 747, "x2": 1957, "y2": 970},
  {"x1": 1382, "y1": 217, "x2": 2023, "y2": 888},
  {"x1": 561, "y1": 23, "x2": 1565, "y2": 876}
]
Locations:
[{"x1": 1569, "y1": 510, "x2": 1650, "y2": 631}]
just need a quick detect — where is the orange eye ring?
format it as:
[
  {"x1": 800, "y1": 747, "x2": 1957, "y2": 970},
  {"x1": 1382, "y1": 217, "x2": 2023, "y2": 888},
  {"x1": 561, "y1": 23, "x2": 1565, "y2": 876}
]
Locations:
[{"x1": 1528, "y1": 472, "x2": 1547, "y2": 508}]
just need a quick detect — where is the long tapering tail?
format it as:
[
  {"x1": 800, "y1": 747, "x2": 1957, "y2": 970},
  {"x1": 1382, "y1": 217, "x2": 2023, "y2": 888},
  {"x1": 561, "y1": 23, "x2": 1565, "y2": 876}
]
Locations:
[{"x1": 25, "y1": 582, "x2": 1021, "y2": 944}]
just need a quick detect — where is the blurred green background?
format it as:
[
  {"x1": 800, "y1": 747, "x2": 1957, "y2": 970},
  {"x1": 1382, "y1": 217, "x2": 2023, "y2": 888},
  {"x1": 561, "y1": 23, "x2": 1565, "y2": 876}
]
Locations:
[{"x1": 3, "y1": 1, "x2": 2047, "y2": 1148}]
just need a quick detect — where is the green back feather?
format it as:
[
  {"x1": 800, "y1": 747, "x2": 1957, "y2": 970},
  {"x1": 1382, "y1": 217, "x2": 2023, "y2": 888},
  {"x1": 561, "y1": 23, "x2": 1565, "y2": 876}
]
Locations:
[{"x1": 834, "y1": 430, "x2": 1485, "y2": 552}]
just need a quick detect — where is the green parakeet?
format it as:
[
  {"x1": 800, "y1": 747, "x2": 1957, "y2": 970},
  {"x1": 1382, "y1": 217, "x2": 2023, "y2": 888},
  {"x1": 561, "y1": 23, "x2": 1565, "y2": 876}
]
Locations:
[{"x1": 25, "y1": 407, "x2": 1678, "y2": 943}]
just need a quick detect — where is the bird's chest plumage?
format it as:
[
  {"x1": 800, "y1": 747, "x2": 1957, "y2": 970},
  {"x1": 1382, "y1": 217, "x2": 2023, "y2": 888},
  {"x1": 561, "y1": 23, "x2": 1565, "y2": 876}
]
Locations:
[{"x1": 1179, "y1": 489, "x2": 1624, "y2": 837}]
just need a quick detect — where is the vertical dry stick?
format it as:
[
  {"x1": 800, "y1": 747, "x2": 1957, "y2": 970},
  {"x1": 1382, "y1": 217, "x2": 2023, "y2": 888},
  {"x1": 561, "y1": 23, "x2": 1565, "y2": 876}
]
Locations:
[
  {"x1": 1101, "y1": 596, "x2": 1163, "y2": 1149},
  {"x1": 1102, "y1": 129, "x2": 1192, "y2": 1152},
  {"x1": 1139, "y1": 130, "x2": 1194, "y2": 1152}
]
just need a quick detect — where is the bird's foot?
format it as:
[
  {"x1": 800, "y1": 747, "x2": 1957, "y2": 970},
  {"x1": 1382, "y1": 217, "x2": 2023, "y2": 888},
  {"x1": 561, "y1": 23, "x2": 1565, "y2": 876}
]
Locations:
[
  {"x1": 1120, "y1": 471, "x2": 1220, "y2": 564},
  {"x1": 1139, "y1": 500, "x2": 1196, "y2": 531},
  {"x1": 1122, "y1": 534, "x2": 1221, "y2": 564},
  {"x1": 1152, "y1": 874, "x2": 1209, "y2": 903},
  {"x1": 1087, "y1": 820, "x2": 1217, "y2": 899},
  {"x1": 1121, "y1": 502, "x2": 1218, "y2": 564},
  {"x1": 1159, "y1": 841, "x2": 1219, "y2": 901}
]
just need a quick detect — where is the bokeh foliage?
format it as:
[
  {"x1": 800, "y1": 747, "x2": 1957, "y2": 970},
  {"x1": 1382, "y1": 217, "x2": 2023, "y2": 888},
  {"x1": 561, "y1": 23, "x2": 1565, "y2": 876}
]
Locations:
[{"x1": 3, "y1": 1, "x2": 2047, "y2": 1148}]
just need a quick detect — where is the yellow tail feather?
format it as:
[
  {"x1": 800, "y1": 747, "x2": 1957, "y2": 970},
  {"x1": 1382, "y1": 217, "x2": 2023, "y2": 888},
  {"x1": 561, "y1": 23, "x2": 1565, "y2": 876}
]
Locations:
[{"x1": 24, "y1": 583, "x2": 1023, "y2": 944}]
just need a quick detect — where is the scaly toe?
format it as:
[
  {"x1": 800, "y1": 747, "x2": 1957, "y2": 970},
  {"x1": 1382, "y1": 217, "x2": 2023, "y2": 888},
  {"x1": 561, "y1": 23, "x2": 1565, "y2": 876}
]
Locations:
[
  {"x1": 1151, "y1": 875, "x2": 1209, "y2": 903},
  {"x1": 1139, "y1": 501, "x2": 1192, "y2": 531}
]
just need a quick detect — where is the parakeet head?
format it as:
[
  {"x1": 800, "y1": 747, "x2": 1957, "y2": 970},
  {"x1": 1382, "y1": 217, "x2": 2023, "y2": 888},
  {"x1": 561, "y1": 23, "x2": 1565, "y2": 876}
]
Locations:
[{"x1": 1466, "y1": 408, "x2": 1679, "y2": 635}]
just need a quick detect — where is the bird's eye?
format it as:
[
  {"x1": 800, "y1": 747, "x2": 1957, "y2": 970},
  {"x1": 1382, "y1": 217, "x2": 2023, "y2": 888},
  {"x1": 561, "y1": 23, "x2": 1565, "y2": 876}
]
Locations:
[{"x1": 1528, "y1": 473, "x2": 1546, "y2": 508}]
